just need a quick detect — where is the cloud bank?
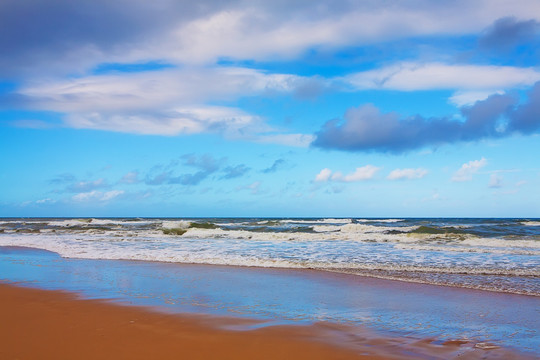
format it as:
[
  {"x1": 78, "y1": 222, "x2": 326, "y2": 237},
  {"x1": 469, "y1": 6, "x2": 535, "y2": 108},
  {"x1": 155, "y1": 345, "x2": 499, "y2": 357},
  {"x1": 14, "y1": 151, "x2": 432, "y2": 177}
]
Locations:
[
  {"x1": 313, "y1": 82, "x2": 540, "y2": 153},
  {"x1": 3, "y1": 66, "x2": 316, "y2": 143},
  {"x1": 2, "y1": 0, "x2": 540, "y2": 77}
]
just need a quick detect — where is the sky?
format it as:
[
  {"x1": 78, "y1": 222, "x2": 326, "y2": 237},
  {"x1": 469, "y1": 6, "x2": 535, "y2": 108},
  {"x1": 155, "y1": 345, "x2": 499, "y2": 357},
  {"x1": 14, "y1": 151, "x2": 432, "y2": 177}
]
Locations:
[{"x1": 1, "y1": 0, "x2": 540, "y2": 217}]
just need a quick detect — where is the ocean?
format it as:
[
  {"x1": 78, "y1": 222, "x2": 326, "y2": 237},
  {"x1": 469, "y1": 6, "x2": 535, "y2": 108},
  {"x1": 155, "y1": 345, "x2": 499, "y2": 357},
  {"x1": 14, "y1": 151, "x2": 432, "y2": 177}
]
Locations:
[{"x1": 1, "y1": 217, "x2": 539, "y2": 296}]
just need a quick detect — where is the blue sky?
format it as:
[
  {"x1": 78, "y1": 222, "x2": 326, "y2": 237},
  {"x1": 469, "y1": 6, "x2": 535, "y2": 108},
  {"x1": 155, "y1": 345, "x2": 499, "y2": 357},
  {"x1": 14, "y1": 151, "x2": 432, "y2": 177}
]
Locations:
[{"x1": 1, "y1": 0, "x2": 540, "y2": 217}]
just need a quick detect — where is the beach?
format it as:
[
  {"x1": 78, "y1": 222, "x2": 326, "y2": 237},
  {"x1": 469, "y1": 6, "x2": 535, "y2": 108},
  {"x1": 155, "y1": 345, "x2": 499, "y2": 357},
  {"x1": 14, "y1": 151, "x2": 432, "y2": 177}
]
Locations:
[
  {"x1": 1, "y1": 239, "x2": 539, "y2": 359},
  {"x1": 1, "y1": 284, "x2": 367, "y2": 360},
  {"x1": 1, "y1": 272, "x2": 532, "y2": 360}
]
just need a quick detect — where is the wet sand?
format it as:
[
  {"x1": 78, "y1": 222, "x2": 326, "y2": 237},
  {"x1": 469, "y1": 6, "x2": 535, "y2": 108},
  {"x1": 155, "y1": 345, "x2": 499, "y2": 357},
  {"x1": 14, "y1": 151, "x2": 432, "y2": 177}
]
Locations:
[
  {"x1": 1, "y1": 246, "x2": 538, "y2": 359},
  {"x1": 0, "y1": 284, "x2": 369, "y2": 360},
  {"x1": 2, "y1": 283, "x2": 530, "y2": 360}
]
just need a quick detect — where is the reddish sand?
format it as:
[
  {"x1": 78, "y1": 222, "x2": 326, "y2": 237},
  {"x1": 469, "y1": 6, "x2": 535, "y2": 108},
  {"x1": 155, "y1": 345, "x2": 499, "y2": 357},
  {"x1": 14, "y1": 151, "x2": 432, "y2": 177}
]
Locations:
[
  {"x1": 0, "y1": 284, "x2": 386, "y2": 360},
  {"x1": 0, "y1": 283, "x2": 529, "y2": 360}
]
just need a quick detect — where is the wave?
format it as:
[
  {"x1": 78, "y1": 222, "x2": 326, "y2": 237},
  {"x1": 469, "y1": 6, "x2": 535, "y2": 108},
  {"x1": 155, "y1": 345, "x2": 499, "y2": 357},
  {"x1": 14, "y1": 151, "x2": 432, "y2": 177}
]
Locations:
[
  {"x1": 1, "y1": 233, "x2": 538, "y2": 297},
  {"x1": 355, "y1": 219, "x2": 405, "y2": 223},
  {"x1": 1, "y1": 227, "x2": 539, "y2": 297},
  {"x1": 1, "y1": 234, "x2": 537, "y2": 276},
  {"x1": 280, "y1": 218, "x2": 352, "y2": 224},
  {"x1": 395, "y1": 243, "x2": 540, "y2": 255},
  {"x1": 522, "y1": 221, "x2": 540, "y2": 226},
  {"x1": 409, "y1": 225, "x2": 466, "y2": 235}
]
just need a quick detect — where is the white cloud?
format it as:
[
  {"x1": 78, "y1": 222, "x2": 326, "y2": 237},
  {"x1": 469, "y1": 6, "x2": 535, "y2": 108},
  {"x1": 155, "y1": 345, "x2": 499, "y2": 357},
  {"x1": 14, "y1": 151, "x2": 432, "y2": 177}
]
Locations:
[
  {"x1": 64, "y1": 106, "x2": 258, "y2": 136},
  {"x1": 340, "y1": 165, "x2": 380, "y2": 182},
  {"x1": 17, "y1": 67, "x2": 312, "y2": 143},
  {"x1": 451, "y1": 158, "x2": 487, "y2": 182},
  {"x1": 7, "y1": 1, "x2": 540, "y2": 149},
  {"x1": 315, "y1": 168, "x2": 332, "y2": 182},
  {"x1": 101, "y1": 190, "x2": 125, "y2": 201},
  {"x1": 314, "y1": 165, "x2": 379, "y2": 183},
  {"x1": 345, "y1": 63, "x2": 540, "y2": 92},
  {"x1": 387, "y1": 168, "x2": 428, "y2": 180},
  {"x1": 72, "y1": 191, "x2": 100, "y2": 202},
  {"x1": 72, "y1": 190, "x2": 125, "y2": 202},
  {"x1": 35, "y1": 198, "x2": 56, "y2": 204},
  {"x1": 161, "y1": 1, "x2": 540, "y2": 64},
  {"x1": 20, "y1": 67, "x2": 300, "y2": 113}
]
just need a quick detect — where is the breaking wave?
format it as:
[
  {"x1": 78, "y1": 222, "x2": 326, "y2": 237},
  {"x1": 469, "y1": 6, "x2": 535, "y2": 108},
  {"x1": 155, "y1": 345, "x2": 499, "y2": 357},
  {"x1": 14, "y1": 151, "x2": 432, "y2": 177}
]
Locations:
[{"x1": 1, "y1": 217, "x2": 539, "y2": 296}]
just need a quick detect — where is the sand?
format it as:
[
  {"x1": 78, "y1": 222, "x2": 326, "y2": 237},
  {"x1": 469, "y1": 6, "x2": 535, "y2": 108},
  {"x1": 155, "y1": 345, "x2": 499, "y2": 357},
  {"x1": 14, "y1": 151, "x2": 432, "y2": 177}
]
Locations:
[{"x1": 0, "y1": 284, "x2": 386, "y2": 360}]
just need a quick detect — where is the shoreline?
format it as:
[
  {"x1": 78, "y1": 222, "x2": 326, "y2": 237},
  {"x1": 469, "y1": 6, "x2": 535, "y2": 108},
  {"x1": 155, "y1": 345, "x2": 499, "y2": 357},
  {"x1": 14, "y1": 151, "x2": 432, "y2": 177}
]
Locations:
[
  {"x1": 1, "y1": 245, "x2": 539, "y2": 358},
  {"x1": 0, "y1": 283, "x2": 365, "y2": 359},
  {"x1": 3, "y1": 244, "x2": 539, "y2": 298},
  {"x1": 1, "y1": 283, "x2": 529, "y2": 360}
]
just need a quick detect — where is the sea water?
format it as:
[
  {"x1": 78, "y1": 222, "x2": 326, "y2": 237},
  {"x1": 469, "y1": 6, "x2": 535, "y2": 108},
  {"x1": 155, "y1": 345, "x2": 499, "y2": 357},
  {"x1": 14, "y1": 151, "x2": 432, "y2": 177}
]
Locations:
[{"x1": 0, "y1": 217, "x2": 539, "y2": 295}]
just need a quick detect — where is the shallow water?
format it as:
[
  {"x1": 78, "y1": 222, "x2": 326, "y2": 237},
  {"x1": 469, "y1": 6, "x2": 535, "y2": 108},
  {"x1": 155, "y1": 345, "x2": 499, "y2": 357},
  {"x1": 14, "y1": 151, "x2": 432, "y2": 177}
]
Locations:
[
  {"x1": 0, "y1": 217, "x2": 539, "y2": 295},
  {"x1": 1, "y1": 246, "x2": 539, "y2": 356}
]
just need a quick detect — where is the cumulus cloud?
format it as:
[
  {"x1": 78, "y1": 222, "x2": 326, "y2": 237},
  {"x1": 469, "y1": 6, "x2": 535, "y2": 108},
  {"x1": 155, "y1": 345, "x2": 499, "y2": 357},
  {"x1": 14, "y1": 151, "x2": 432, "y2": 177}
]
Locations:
[
  {"x1": 313, "y1": 82, "x2": 540, "y2": 153},
  {"x1": 387, "y1": 168, "x2": 428, "y2": 180},
  {"x1": 451, "y1": 158, "x2": 487, "y2": 182},
  {"x1": 479, "y1": 17, "x2": 540, "y2": 52},
  {"x1": 314, "y1": 166, "x2": 379, "y2": 182},
  {"x1": 72, "y1": 190, "x2": 124, "y2": 202},
  {"x1": 313, "y1": 104, "x2": 463, "y2": 153},
  {"x1": 508, "y1": 81, "x2": 540, "y2": 133},
  {"x1": 339, "y1": 165, "x2": 380, "y2": 182},
  {"x1": 314, "y1": 168, "x2": 332, "y2": 182},
  {"x1": 3, "y1": 0, "x2": 540, "y2": 151}
]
